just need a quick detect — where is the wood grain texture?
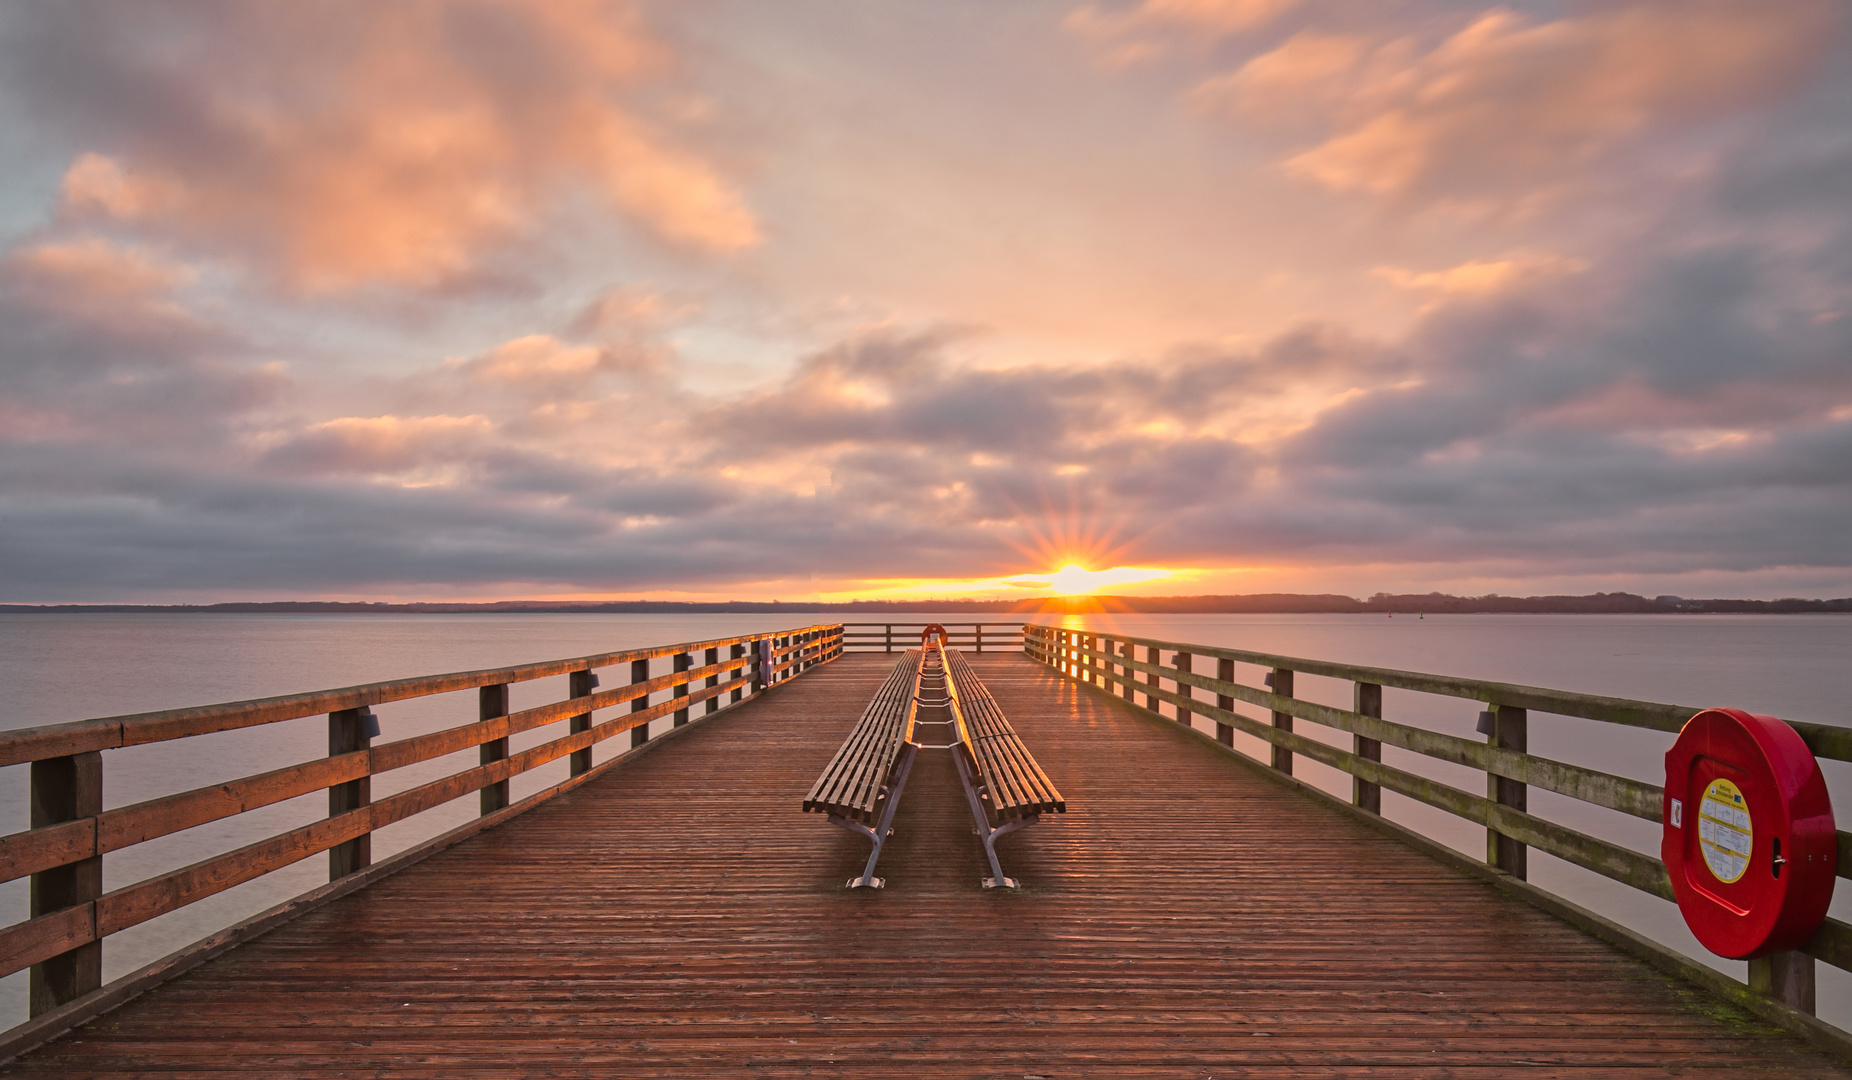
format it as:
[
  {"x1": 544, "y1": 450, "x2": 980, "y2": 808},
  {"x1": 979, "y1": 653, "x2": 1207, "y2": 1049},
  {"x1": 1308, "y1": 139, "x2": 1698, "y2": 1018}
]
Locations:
[
  {"x1": 6, "y1": 654, "x2": 1847, "y2": 1078},
  {"x1": 945, "y1": 648, "x2": 1064, "y2": 819},
  {"x1": 802, "y1": 652, "x2": 917, "y2": 822}
]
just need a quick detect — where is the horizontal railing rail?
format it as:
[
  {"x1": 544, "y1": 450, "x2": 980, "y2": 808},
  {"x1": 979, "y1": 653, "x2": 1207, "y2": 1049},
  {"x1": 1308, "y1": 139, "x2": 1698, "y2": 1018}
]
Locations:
[
  {"x1": 0, "y1": 622, "x2": 844, "y2": 1043},
  {"x1": 1023, "y1": 623, "x2": 1851, "y2": 1033},
  {"x1": 840, "y1": 622, "x2": 1025, "y2": 653}
]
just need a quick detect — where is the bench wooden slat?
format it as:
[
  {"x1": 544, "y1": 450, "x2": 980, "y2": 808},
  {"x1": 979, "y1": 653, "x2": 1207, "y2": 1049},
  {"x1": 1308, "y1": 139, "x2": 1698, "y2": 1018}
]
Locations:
[
  {"x1": 946, "y1": 650, "x2": 1065, "y2": 818},
  {"x1": 809, "y1": 657, "x2": 910, "y2": 810},
  {"x1": 802, "y1": 651, "x2": 920, "y2": 822}
]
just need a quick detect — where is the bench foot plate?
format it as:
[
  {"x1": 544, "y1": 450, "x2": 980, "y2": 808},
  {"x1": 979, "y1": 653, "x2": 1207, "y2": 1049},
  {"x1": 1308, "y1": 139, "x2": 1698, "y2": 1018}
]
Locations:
[
  {"x1": 848, "y1": 876, "x2": 886, "y2": 889},
  {"x1": 982, "y1": 876, "x2": 1020, "y2": 890}
]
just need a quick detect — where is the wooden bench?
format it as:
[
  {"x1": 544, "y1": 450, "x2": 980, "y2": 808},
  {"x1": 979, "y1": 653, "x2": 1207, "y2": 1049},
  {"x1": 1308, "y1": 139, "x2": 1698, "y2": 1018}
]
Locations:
[
  {"x1": 803, "y1": 634, "x2": 1064, "y2": 889},
  {"x1": 943, "y1": 647, "x2": 1065, "y2": 887},
  {"x1": 802, "y1": 649, "x2": 923, "y2": 888}
]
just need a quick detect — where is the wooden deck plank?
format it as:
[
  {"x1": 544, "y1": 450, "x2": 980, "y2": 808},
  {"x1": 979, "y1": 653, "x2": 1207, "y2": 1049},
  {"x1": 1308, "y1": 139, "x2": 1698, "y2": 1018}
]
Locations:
[{"x1": 6, "y1": 653, "x2": 1848, "y2": 1078}]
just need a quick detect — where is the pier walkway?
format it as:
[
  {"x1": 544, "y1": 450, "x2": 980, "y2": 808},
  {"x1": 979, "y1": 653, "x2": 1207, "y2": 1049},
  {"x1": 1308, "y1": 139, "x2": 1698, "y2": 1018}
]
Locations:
[{"x1": 8, "y1": 653, "x2": 1848, "y2": 1077}]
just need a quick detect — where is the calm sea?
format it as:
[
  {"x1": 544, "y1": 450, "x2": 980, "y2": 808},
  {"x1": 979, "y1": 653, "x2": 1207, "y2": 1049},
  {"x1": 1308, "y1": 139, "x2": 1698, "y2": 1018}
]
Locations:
[{"x1": 3, "y1": 612, "x2": 1850, "y2": 1030}]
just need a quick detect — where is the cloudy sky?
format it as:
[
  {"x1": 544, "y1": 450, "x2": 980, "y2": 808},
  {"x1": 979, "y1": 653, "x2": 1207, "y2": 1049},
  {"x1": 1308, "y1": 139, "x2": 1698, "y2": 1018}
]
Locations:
[{"x1": 1, "y1": 0, "x2": 1848, "y2": 603}]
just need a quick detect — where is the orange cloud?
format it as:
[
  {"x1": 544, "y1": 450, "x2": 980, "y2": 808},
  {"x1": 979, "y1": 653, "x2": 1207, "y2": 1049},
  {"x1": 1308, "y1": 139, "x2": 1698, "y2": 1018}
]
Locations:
[
  {"x1": 55, "y1": 2, "x2": 758, "y2": 292},
  {"x1": 9, "y1": 236, "x2": 191, "y2": 296},
  {"x1": 59, "y1": 152, "x2": 178, "y2": 219},
  {"x1": 1372, "y1": 250, "x2": 1588, "y2": 310},
  {"x1": 1193, "y1": 1, "x2": 1841, "y2": 209},
  {"x1": 264, "y1": 414, "x2": 495, "y2": 479},
  {"x1": 467, "y1": 336, "x2": 607, "y2": 384},
  {"x1": 1067, "y1": 0, "x2": 1298, "y2": 66},
  {"x1": 450, "y1": 332, "x2": 665, "y2": 397},
  {"x1": 5, "y1": 237, "x2": 199, "y2": 333}
]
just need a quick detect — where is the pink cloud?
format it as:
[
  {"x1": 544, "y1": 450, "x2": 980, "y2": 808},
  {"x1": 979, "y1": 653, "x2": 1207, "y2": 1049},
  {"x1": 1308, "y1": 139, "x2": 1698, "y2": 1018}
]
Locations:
[
  {"x1": 51, "y1": 2, "x2": 758, "y2": 292},
  {"x1": 1194, "y1": 1, "x2": 1841, "y2": 209}
]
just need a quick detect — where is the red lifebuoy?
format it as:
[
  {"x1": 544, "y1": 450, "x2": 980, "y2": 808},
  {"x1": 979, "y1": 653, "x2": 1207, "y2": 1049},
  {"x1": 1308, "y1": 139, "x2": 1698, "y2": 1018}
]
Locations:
[
  {"x1": 1662, "y1": 707, "x2": 1836, "y2": 958},
  {"x1": 920, "y1": 624, "x2": 949, "y2": 650}
]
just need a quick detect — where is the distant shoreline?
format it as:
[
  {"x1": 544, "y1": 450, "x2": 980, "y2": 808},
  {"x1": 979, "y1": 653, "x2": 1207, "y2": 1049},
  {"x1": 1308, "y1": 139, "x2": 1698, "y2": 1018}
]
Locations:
[{"x1": 3, "y1": 592, "x2": 1849, "y2": 615}]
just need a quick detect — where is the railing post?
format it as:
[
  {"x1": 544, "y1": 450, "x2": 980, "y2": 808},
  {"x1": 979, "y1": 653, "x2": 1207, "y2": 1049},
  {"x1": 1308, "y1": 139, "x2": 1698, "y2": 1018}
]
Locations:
[
  {"x1": 673, "y1": 651, "x2": 692, "y2": 727},
  {"x1": 1175, "y1": 652, "x2": 1192, "y2": 726},
  {"x1": 630, "y1": 658, "x2": 651, "y2": 748},
  {"x1": 731, "y1": 643, "x2": 746, "y2": 702},
  {"x1": 1353, "y1": 682, "x2": 1382, "y2": 813},
  {"x1": 704, "y1": 647, "x2": 721, "y2": 715},
  {"x1": 1145, "y1": 646, "x2": 1159, "y2": 710},
  {"x1": 1750, "y1": 952, "x2": 1816, "y2": 1014},
  {"x1": 975, "y1": 623, "x2": 984, "y2": 653},
  {"x1": 1121, "y1": 641, "x2": 1134, "y2": 701},
  {"x1": 328, "y1": 707, "x2": 374, "y2": 878},
  {"x1": 1215, "y1": 658, "x2": 1235, "y2": 746},
  {"x1": 479, "y1": 684, "x2": 510, "y2": 815},
  {"x1": 569, "y1": 670, "x2": 596, "y2": 776},
  {"x1": 28, "y1": 751, "x2": 102, "y2": 1017},
  {"x1": 753, "y1": 638, "x2": 768, "y2": 692},
  {"x1": 885, "y1": 624, "x2": 893, "y2": 653},
  {"x1": 1486, "y1": 703, "x2": 1527, "y2": 878},
  {"x1": 1269, "y1": 668, "x2": 1294, "y2": 775}
]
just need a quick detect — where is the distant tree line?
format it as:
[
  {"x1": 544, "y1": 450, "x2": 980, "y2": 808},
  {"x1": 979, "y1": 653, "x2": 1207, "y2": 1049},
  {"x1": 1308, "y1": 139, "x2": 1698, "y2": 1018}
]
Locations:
[{"x1": 4, "y1": 592, "x2": 1849, "y2": 615}]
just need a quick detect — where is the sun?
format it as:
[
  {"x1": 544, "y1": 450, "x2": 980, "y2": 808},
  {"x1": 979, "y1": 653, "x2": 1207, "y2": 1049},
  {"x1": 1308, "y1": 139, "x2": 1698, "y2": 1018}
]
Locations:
[
  {"x1": 1028, "y1": 563, "x2": 1173, "y2": 596},
  {"x1": 1048, "y1": 563, "x2": 1099, "y2": 595}
]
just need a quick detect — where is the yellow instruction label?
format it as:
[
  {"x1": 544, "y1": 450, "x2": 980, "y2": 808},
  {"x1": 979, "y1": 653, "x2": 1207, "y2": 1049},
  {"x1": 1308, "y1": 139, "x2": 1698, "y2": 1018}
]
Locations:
[{"x1": 1698, "y1": 777, "x2": 1753, "y2": 884}]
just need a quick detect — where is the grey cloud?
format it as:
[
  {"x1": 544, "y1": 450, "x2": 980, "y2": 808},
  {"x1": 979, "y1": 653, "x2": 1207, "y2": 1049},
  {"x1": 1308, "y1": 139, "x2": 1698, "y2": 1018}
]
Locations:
[
  {"x1": 6, "y1": 219, "x2": 1850, "y2": 601},
  {"x1": 0, "y1": 245, "x2": 286, "y2": 451}
]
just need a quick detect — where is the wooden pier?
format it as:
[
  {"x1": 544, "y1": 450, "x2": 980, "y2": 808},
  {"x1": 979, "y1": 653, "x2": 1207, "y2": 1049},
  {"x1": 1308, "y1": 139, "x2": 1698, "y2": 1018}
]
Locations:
[{"x1": 6, "y1": 649, "x2": 1850, "y2": 1076}]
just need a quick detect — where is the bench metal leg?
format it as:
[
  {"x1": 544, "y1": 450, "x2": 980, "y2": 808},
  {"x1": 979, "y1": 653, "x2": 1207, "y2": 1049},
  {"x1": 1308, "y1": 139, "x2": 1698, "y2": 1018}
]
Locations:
[
  {"x1": 951, "y1": 749, "x2": 1036, "y2": 889},
  {"x1": 829, "y1": 742, "x2": 918, "y2": 889}
]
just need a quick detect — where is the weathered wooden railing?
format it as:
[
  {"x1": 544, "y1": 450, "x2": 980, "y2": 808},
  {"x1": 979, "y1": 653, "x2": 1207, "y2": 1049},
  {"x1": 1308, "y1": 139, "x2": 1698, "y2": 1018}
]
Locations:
[
  {"x1": 0, "y1": 622, "x2": 843, "y2": 1052},
  {"x1": 1025, "y1": 623, "x2": 1852, "y2": 1045},
  {"x1": 842, "y1": 621, "x2": 1025, "y2": 653}
]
